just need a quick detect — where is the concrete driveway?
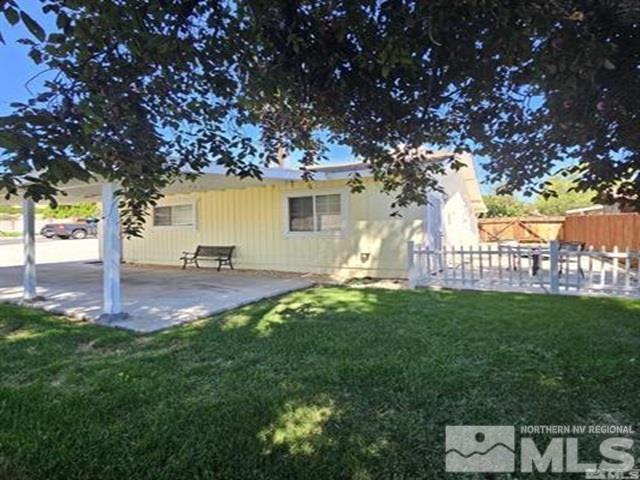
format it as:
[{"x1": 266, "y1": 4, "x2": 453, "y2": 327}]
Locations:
[
  {"x1": 0, "y1": 262, "x2": 314, "y2": 332},
  {"x1": 0, "y1": 237, "x2": 99, "y2": 267}
]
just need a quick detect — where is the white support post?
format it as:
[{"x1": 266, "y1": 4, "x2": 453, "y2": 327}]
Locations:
[
  {"x1": 612, "y1": 245, "x2": 619, "y2": 286},
  {"x1": 442, "y1": 247, "x2": 448, "y2": 282},
  {"x1": 600, "y1": 245, "x2": 607, "y2": 289},
  {"x1": 624, "y1": 248, "x2": 631, "y2": 291},
  {"x1": 22, "y1": 198, "x2": 42, "y2": 302},
  {"x1": 549, "y1": 240, "x2": 560, "y2": 294},
  {"x1": 407, "y1": 241, "x2": 417, "y2": 289},
  {"x1": 99, "y1": 183, "x2": 128, "y2": 322}
]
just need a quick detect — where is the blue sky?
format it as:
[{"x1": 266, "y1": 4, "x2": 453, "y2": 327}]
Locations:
[
  {"x1": 1, "y1": 1, "x2": 494, "y2": 193},
  {"x1": 0, "y1": 2, "x2": 52, "y2": 107}
]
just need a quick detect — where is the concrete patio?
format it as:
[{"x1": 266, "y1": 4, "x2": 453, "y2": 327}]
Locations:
[{"x1": 0, "y1": 262, "x2": 314, "y2": 332}]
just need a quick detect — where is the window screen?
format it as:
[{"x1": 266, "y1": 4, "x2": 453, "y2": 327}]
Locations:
[
  {"x1": 288, "y1": 196, "x2": 314, "y2": 231},
  {"x1": 171, "y1": 205, "x2": 194, "y2": 226},
  {"x1": 153, "y1": 204, "x2": 194, "y2": 227},
  {"x1": 315, "y1": 194, "x2": 341, "y2": 231}
]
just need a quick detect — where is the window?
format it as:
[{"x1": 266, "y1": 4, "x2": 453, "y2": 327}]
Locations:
[
  {"x1": 315, "y1": 194, "x2": 341, "y2": 231},
  {"x1": 289, "y1": 196, "x2": 314, "y2": 232},
  {"x1": 153, "y1": 204, "x2": 194, "y2": 227},
  {"x1": 286, "y1": 193, "x2": 343, "y2": 234}
]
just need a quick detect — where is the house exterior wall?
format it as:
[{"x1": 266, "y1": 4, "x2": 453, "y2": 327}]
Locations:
[
  {"x1": 439, "y1": 171, "x2": 482, "y2": 248},
  {"x1": 123, "y1": 166, "x2": 482, "y2": 278},
  {"x1": 123, "y1": 179, "x2": 428, "y2": 278}
]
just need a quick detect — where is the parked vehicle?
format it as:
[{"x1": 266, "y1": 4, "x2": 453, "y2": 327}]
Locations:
[{"x1": 40, "y1": 217, "x2": 99, "y2": 239}]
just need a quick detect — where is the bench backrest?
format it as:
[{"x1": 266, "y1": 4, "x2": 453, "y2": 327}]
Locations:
[{"x1": 195, "y1": 245, "x2": 235, "y2": 258}]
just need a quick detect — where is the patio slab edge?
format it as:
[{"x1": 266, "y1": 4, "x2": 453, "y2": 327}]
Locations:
[{"x1": 1, "y1": 282, "x2": 316, "y2": 334}]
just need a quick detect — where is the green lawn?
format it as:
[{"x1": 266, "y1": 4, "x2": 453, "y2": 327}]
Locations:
[{"x1": 1, "y1": 288, "x2": 639, "y2": 479}]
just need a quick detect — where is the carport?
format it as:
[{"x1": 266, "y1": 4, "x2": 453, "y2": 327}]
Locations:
[
  {"x1": 2, "y1": 166, "x2": 317, "y2": 330},
  {"x1": 12, "y1": 180, "x2": 149, "y2": 322}
]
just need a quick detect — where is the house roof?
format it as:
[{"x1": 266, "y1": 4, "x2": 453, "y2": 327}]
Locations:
[
  {"x1": 303, "y1": 151, "x2": 486, "y2": 214},
  {"x1": 1, "y1": 151, "x2": 486, "y2": 213},
  {"x1": 306, "y1": 151, "x2": 454, "y2": 175}
]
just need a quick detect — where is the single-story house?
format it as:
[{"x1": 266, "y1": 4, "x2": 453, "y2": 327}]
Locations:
[
  {"x1": 3, "y1": 150, "x2": 485, "y2": 322},
  {"x1": 565, "y1": 204, "x2": 631, "y2": 216},
  {"x1": 121, "y1": 151, "x2": 486, "y2": 279}
]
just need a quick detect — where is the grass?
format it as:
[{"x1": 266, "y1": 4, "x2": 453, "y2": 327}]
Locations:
[
  {"x1": 0, "y1": 287, "x2": 639, "y2": 479},
  {"x1": 0, "y1": 230, "x2": 21, "y2": 238}
]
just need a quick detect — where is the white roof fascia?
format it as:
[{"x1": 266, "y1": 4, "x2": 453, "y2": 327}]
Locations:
[{"x1": 201, "y1": 165, "x2": 329, "y2": 182}]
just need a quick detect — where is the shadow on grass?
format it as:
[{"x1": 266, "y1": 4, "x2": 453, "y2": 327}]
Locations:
[{"x1": 1, "y1": 287, "x2": 640, "y2": 479}]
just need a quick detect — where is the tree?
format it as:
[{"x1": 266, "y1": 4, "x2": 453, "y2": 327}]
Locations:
[
  {"x1": 533, "y1": 175, "x2": 596, "y2": 215},
  {"x1": 40, "y1": 202, "x2": 99, "y2": 220},
  {"x1": 1, "y1": 1, "x2": 639, "y2": 234},
  {"x1": 482, "y1": 195, "x2": 531, "y2": 218}
]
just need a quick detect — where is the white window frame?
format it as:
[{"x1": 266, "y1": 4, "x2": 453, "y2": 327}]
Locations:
[
  {"x1": 151, "y1": 200, "x2": 198, "y2": 230},
  {"x1": 282, "y1": 188, "x2": 349, "y2": 237}
]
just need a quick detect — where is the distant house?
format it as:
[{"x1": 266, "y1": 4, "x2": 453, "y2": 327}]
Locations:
[
  {"x1": 122, "y1": 152, "x2": 486, "y2": 278},
  {"x1": 566, "y1": 204, "x2": 625, "y2": 216}
]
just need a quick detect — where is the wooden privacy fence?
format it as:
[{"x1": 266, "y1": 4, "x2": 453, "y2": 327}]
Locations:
[
  {"x1": 408, "y1": 241, "x2": 640, "y2": 298},
  {"x1": 479, "y1": 213, "x2": 640, "y2": 250},
  {"x1": 478, "y1": 216, "x2": 565, "y2": 243},
  {"x1": 563, "y1": 214, "x2": 640, "y2": 251}
]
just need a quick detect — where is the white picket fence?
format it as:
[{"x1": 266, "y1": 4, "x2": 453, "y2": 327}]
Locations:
[{"x1": 408, "y1": 241, "x2": 640, "y2": 298}]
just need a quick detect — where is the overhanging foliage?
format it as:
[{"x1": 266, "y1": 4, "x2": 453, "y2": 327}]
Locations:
[{"x1": 1, "y1": 1, "x2": 638, "y2": 234}]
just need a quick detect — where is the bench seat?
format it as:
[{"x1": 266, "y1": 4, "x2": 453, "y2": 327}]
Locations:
[{"x1": 180, "y1": 245, "x2": 235, "y2": 271}]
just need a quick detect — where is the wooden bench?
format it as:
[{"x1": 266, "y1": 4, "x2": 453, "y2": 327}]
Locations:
[{"x1": 180, "y1": 245, "x2": 235, "y2": 271}]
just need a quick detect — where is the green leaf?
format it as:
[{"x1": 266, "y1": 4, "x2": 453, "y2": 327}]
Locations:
[
  {"x1": 42, "y1": 4, "x2": 59, "y2": 14},
  {"x1": 0, "y1": 131, "x2": 19, "y2": 150},
  {"x1": 28, "y1": 49, "x2": 42, "y2": 64},
  {"x1": 20, "y1": 11, "x2": 46, "y2": 42},
  {"x1": 3, "y1": 7, "x2": 19, "y2": 26},
  {"x1": 48, "y1": 33, "x2": 65, "y2": 43},
  {"x1": 56, "y1": 13, "x2": 69, "y2": 30}
]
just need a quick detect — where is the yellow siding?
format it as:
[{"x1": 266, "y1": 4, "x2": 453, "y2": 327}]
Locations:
[{"x1": 123, "y1": 179, "x2": 425, "y2": 278}]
